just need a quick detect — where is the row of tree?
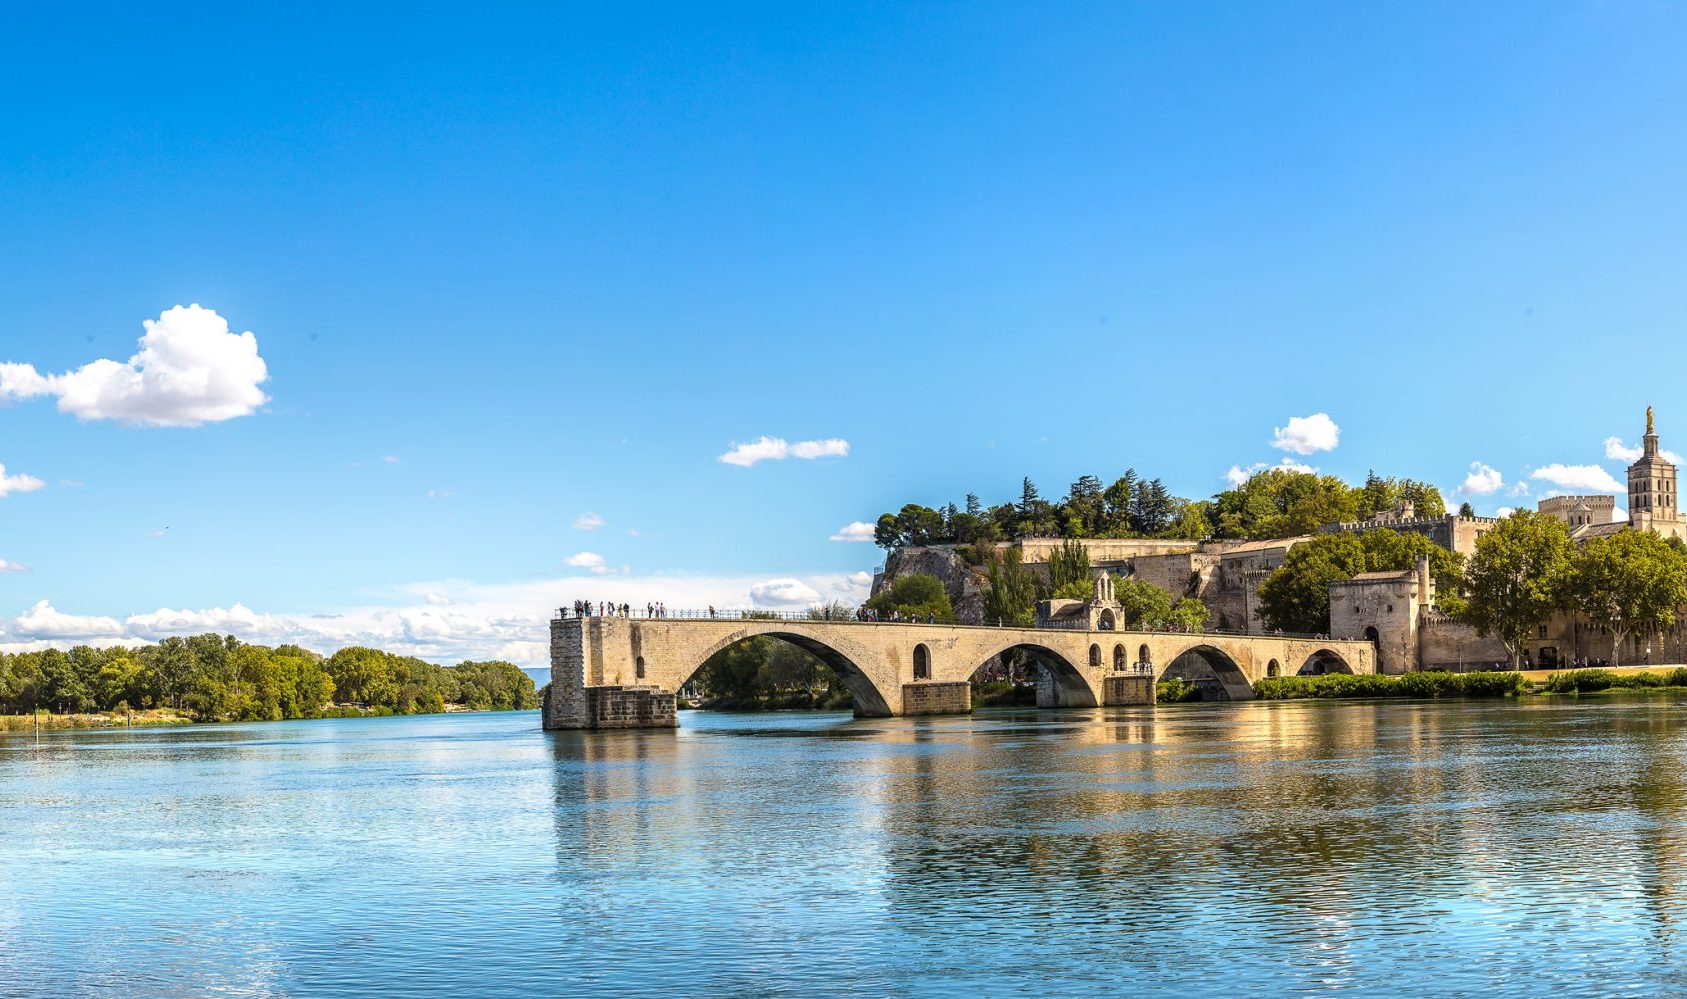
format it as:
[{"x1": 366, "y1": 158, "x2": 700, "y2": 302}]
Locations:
[
  {"x1": 874, "y1": 469, "x2": 1449, "y2": 549},
  {"x1": 0, "y1": 634, "x2": 537, "y2": 722},
  {"x1": 1460, "y1": 513, "x2": 1687, "y2": 666},
  {"x1": 1255, "y1": 515, "x2": 1687, "y2": 667}
]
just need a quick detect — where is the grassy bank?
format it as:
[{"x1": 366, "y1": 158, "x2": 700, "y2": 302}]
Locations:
[
  {"x1": 1539, "y1": 668, "x2": 1687, "y2": 693},
  {"x1": 0, "y1": 708, "x2": 196, "y2": 732},
  {"x1": 1253, "y1": 671, "x2": 1527, "y2": 700}
]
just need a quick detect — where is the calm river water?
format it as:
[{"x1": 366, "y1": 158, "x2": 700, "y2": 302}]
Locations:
[{"x1": 3, "y1": 698, "x2": 1687, "y2": 996}]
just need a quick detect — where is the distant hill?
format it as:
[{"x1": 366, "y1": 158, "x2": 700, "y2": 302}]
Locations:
[{"x1": 523, "y1": 667, "x2": 549, "y2": 688}]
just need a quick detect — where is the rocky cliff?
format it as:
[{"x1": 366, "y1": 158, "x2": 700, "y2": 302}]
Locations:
[{"x1": 873, "y1": 546, "x2": 991, "y2": 624}]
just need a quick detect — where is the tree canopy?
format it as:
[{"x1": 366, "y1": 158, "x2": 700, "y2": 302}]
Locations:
[
  {"x1": 0, "y1": 635, "x2": 537, "y2": 721},
  {"x1": 872, "y1": 468, "x2": 1446, "y2": 549},
  {"x1": 1567, "y1": 530, "x2": 1687, "y2": 665},
  {"x1": 864, "y1": 573, "x2": 955, "y2": 622},
  {"x1": 1460, "y1": 511, "x2": 1576, "y2": 666},
  {"x1": 1255, "y1": 529, "x2": 1463, "y2": 634}
]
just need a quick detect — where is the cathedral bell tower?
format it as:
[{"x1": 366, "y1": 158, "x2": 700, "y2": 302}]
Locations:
[{"x1": 1628, "y1": 406, "x2": 1684, "y2": 538}]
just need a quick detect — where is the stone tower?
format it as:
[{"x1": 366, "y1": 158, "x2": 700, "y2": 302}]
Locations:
[{"x1": 1627, "y1": 406, "x2": 1686, "y2": 539}]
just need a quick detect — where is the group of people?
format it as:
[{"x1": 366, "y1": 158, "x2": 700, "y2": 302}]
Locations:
[
  {"x1": 565, "y1": 600, "x2": 671, "y2": 618},
  {"x1": 855, "y1": 607, "x2": 938, "y2": 624}
]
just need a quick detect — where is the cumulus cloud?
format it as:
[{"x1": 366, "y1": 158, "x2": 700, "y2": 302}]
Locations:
[
  {"x1": 0, "y1": 560, "x2": 28, "y2": 573},
  {"x1": 1495, "y1": 507, "x2": 1516, "y2": 518},
  {"x1": 0, "y1": 305, "x2": 269, "y2": 427},
  {"x1": 719, "y1": 436, "x2": 850, "y2": 467},
  {"x1": 565, "y1": 551, "x2": 615, "y2": 575},
  {"x1": 1460, "y1": 462, "x2": 1504, "y2": 496},
  {"x1": 0, "y1": 463, "x2": 45, "y2": 499},
  {"x1": 572, "y1": 512, "x2": 605, "y2": 531},
  {"x1": 1531, "y1": 464, "x2": 1624, "y2": 493},
  {"x1": 0, "y1": 569, "x2": 878, "y2": 664},
  {"x1": 11, "y1": 600, "x2": 124, "y2": 639},
  {"x1": 1605, "y1": 436, "x2": 1683, "y2": 465},
  {"x1": 748, "y1": 578, "x2": 822, "y2": 606},
  {"x1": 829, "y1": 521, "x2": 876, "y2": 542},
  {"x1": 1270, "y1": 413, "x2": 1340, "y2": 455},
  {"x1": 1226, "y1": 457, "x2": 1318, "y2": 487}
]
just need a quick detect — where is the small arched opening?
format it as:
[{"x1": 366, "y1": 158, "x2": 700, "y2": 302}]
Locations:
[
  {"x1": 1113, "y1": 644, "x2": 1127, "y2": 671},
  {"x1": 1299, "y1": 649, "x2": 1355, "y2": 676},
  {"x1": 1161, "y1": 644, "x2": 1254, "y2": 700},
  {"x1": 635, "y1": 655, "x2": 646, "y2": 681},
  {"x1": 1097, "y1": 609, "x2": 1117, "y2": 631},
  {"x1": 912, "y1": 643, "x2": 931, "y2": 681},
  {"x1": 1266, "y1": 659, "x2": 1281, "y2": 678},
  {"x1": 1089, "y1": 644, "x2": 1102, "y2": 669},
  {"x1": 1363, "y1": 626, "x2": 1381, "y2": 651},
  {"x1": 1139, "y1": 644, "x2": 1153, "y2": 668}
]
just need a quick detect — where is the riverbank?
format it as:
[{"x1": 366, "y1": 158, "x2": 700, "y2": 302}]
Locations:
[{"x1": 0, "y1": 709, "x2": 196, "y2": 732}]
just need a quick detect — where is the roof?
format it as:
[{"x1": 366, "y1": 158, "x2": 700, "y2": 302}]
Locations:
[
  {"x1": 1572, "y1": 522, "x2": 1628, "y2": 541},
  {"x1": 1347, "y1": 570, "x2": 1414, "y2": 582}
]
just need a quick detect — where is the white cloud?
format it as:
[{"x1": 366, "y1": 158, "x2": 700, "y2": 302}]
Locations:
[
  {"x1": 1225, "y1": 457, "x2": 1317, "y2": 487},
  {"x1": 1270, "y1": 413, "x2": 1340, "y2": 455},
  {"x1": 1507, "y1": 480, "x2": 1532, "y2": 497},
  {"x1": 1495, "y1": 507, "x2": 1516, "y2": 518},
  {"x1": 0, "y1": 569, "x2": 877, "y2": 665},
  {"x1": 1605, "y1": 436, "x2": 1683, "y2": 465},
  {"x1": 565, "y1": 551, "x2": 613, "y2": 575},
  {"x1": 719, "y1": 436, "x2": 850, "y2": 467},
  {"x1": 0, "y1": 305, "x2": 269, "y2": 427},
  {"x1": 0, "y1": 463, "x2": 45, "y2": 499},
  {"x1": 11, "y1": 600, "x2": 124, "y2": 639},
  {"x1": 1531, "y1": 464, "x2": 1625, "y2": 494},
  {"x1": 748, "y1": 578, "x2": 822, "y2": 607},
  {"x1": 832, "y1": 571, "x2": 874, "y2": 593},
  {"x1": 572, "y1": 512, "x2": 605, "y2": 531},
  {"x1": 1460, "y1": 462, "x2": 1504, "y2": 496},
  {"x1": 0, "y1": 560, "x2": 28, "y2": 573},
  {"x1": 830, "y1": 521, "x2": 876, "y2": 542},
  {"x1": 382, "y1": 454, "x2": 401, "y2": 464}
]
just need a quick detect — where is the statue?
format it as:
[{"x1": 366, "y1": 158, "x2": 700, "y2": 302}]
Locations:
[{"x1": 1648, "y1": 405, "x2": 1655, "y2": 434}]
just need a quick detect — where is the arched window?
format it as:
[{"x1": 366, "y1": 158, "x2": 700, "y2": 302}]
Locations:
[
  {"x1": 913, "y1": 644, "x2": 931, "y2": 680},
  {"x1": 1089, "y1": 644, "x2": 1102, "y2": 668},
  {"x1": 1267, "y1": 659, "x2": 1281, "y2": 678},
  {"x1": 635, "y1": 656, "x2": 646, "y2": 680},
  {"x1": 1139, "y1": 644, "x2": 1153, "y2": 667},
  {"x1": 1113, "y1": 644, "x2": 1126, "y2": 670}
]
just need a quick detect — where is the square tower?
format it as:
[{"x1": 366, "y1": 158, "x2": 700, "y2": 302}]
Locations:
[{"x1": 1628, "y1": 406, "x2": 1687, "y2": 540}]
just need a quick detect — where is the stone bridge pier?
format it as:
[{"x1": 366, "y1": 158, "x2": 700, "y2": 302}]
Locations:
[{"x1": 542, "y1": 614, "x2": 1377, "y2": 730}]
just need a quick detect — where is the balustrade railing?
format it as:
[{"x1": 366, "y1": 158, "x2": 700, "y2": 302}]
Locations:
[{"x1": 548, "y1": 606, "x2": 1333, "y2": 640}]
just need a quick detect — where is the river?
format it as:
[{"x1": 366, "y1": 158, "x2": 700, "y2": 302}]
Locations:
[{"x1": 2, "y1": 698, "x2": 1685, "y2": 996}]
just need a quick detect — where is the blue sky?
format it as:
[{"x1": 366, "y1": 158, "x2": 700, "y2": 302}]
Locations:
[{"x1": 4, "y1": 2, "x2": 1687, "y2": 663}]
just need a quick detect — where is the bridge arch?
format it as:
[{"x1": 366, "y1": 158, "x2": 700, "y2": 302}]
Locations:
[
  {"x1": 976, "y1": 640, "x2": 1097, "y2": 708},
  {"x1": 1299, "y1": 648, "x2": 1354, "y2": 676},
  {"x1": 685, "y1": 627, "x2": 895, "y2": 717},
  {"x1": 1160, "y1": 643, "x2": 1255, "y2": 700}
]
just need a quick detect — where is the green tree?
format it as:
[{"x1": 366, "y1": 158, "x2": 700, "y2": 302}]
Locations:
[
  {"x1": 1256, "y1": 529, "x2": 1463, "y2": 634},
  {"x1": 1046, "y1": 539, "x2": 1092, "y2": 596},
  {"x1": 1461, "y1": 511, "x2": 1575, "y2": 667},
  {"x1": 865, "y1": 573, "x2": 955, "y2": 622},
  {"x1": 1211, "y1": 469, "x2": 1360, "y2": 540},
  {"x1": 1103, "y1": 472, "x2": 1137, "y2": 534},
  {"x1": 983, "y1": 547, "x2": 1038, "y2": 627},
  {"x1": 1111, "y1": 576, "x2": 1210, "y2": 631},
  {"x1": 1568, "y1": 529, "x2": 1687, "y2": 666},
  {"x1": 1130, "y1": 478, "x2": 1176, "y2": 535}
]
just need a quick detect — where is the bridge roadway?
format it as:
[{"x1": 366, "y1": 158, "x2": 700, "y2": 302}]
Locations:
[{"x1": 542, "y1": 613, "x2": 1378, "y2": 730}]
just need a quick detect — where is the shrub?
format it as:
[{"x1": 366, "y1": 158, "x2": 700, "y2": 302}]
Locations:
[
  {"x1": 1542, "y1": 668, "x2": 1687, "y2": 693},
  {"x1": 1156, "y1": 678, "x2": 1203, "y2": 703},
  {"x1": 1253, "y1": 671, "x2": 1525, "y2": 700}
]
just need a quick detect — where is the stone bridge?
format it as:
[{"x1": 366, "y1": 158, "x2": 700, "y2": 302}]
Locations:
[{"x1": 542, "y1": 614, "x2": 1378, "y2": 730}]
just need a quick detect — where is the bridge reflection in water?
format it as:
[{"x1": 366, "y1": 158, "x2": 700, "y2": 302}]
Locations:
[{"x1": 541, "y1": 612, "x2": 1377, "y2": 730}]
